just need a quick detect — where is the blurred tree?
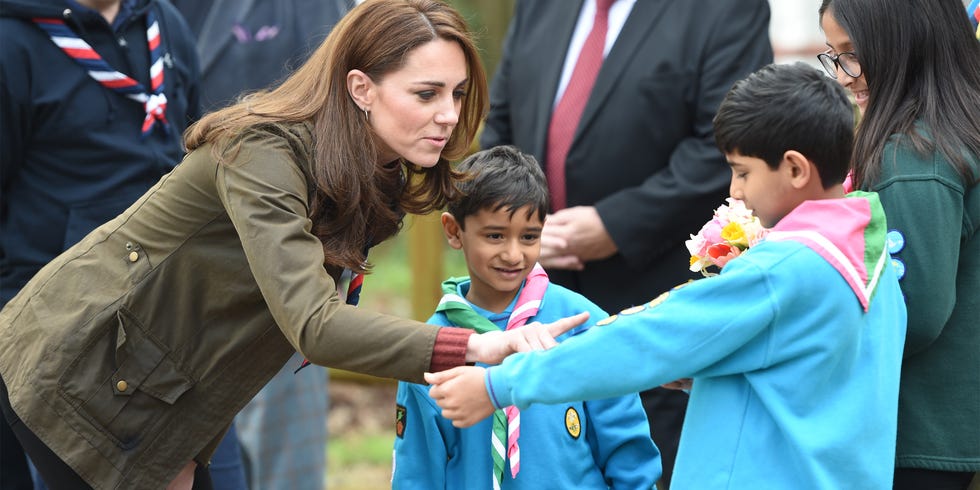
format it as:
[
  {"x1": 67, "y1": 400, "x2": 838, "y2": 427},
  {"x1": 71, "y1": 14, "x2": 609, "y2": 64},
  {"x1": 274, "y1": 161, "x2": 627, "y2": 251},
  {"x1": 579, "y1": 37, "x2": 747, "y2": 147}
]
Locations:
[{"x1": 449, "y1": 0, "x2": 515, "y2": 78}]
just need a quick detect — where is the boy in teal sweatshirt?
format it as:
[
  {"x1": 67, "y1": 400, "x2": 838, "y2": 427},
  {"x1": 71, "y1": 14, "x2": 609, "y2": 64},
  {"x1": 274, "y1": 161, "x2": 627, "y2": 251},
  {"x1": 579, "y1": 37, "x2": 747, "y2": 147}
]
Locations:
[{"x1": 393, "y1": 146, "x2": 660, "y2": 489}]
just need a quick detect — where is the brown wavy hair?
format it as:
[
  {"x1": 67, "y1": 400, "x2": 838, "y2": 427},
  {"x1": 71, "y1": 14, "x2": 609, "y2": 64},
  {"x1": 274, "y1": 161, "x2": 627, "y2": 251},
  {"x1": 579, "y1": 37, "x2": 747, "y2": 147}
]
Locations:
[{"x1": 184, "y1": 0, "x2": 488, "y2": 272}]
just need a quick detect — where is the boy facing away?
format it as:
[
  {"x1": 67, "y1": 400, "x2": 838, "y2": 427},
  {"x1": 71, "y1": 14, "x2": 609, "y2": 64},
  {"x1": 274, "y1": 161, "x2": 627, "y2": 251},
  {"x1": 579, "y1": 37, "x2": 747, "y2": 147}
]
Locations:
[
  {"x1": 392, "y1": 146, "x2": 661, "y2": 489},
  {"x1": 426, "y1": 64, "x2": 908, "y2": 489}
]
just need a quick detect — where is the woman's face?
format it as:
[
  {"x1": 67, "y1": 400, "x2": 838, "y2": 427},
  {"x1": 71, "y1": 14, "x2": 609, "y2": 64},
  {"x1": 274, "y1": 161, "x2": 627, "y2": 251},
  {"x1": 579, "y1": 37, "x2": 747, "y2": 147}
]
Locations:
[
  {"x1": 365, "y1": 38, "x2": 468, "y2": 167},
  {"x1": 821, "y1": 10, "x2": 869, "y2": 113}
]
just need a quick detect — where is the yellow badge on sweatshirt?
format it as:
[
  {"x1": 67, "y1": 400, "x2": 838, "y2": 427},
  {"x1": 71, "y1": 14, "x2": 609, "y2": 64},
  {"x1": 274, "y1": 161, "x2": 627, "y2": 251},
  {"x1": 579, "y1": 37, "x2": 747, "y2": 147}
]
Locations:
[
  {"x1": 565, "y1": 407, "x2": 581, "y2": 439},
  {"x1": 595, "y1": 314, "x2": 617, "y2": 326},
  {"x1": 647, "y1": 291, "x2": 670, "y2": 308},
  {"x1": 620, "y1": 305, "x2": 645, "y2": 315}
]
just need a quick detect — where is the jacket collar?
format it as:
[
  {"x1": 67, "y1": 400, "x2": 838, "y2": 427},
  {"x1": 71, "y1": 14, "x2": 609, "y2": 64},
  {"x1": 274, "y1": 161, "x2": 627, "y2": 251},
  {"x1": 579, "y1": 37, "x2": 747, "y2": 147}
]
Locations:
[
  {"x1": 765, "y1": 191, "x2": 889, "y2": 312},
  {"x1": 195, "y1": 0, "x2": 257, "y2": 75},
  {"x1": 1, "y1": 0, "x2": 151, "y2": 22},
  {"x1": 575, "y1": 0, "x2": 669, "y2": 139},
  {"x1": 533, "y1": 0, "x2": 670, "y2": 155}
]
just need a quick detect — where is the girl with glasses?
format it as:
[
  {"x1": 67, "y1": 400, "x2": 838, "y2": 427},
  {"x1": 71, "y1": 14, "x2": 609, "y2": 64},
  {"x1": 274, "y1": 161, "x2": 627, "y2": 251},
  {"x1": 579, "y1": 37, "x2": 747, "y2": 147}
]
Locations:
[{"x1": 819, "y1": 1, "x2": 980, "y2": 489}]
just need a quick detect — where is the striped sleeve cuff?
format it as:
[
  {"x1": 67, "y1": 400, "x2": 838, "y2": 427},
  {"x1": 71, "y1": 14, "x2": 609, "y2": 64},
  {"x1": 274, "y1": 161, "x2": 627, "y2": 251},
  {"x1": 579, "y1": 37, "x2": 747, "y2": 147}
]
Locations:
[
  {"x1": 429, "y1": 327, "x2": 474, "y2": 373},
  {"x1": 485, "y1": 367, "x2": 505, "y2": 409}
]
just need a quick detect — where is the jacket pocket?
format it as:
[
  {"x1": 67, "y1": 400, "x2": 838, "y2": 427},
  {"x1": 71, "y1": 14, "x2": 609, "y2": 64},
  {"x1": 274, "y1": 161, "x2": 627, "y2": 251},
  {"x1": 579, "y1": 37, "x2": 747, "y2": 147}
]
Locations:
[{"x1": 59, "y1": 307, "x2": 194, "y2": 449}]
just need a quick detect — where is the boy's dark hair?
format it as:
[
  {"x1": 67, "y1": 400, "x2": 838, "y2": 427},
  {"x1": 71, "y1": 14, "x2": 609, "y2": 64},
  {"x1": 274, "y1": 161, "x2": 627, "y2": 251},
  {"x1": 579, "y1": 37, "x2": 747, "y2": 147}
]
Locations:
[
  {"x1": 713, "y1": 62, "x2": 854, "y2": 188},
  {"x1": 447, "y1": 145, "x2": 549, "y2": 228}
]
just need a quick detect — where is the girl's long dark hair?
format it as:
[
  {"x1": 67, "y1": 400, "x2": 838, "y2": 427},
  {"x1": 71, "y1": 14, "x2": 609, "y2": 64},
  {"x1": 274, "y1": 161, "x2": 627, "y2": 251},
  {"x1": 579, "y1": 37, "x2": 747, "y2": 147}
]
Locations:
[{"x1": 821, "y1": 0, "x2": 980, "y2": 188}]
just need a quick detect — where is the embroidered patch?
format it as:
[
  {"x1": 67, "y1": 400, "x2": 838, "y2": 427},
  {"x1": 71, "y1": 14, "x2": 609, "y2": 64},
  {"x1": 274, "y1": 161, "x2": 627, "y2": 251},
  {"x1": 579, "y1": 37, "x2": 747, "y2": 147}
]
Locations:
[
  {"x1": 395, "y1": 404, "x2": 407, "y2": 438},
  {"x1": 647, "y1": 291, "x2": 670, "y2": 308},
  {"x1": 886, "y1": 230, "x2": 905, "y2": 254},
  {"x1": 620, "y1": 305, "x2": 645, "y2": 315},
  {"x1": 596, "y1": 314, "x2": 618, "y2": 326},
  {"x1": 565, "y1": 407, "x2": 581, "y2": 439},
  {"x1": 891, "y1": 258, "x2": 906, "y2": 281}
]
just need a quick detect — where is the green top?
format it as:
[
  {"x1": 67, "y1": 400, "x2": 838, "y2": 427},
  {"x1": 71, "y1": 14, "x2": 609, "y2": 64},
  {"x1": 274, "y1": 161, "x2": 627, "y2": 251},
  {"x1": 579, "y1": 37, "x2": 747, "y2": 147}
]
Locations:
[{"x1": 868, "y1": 130, "x2": 980, "y2": 471}]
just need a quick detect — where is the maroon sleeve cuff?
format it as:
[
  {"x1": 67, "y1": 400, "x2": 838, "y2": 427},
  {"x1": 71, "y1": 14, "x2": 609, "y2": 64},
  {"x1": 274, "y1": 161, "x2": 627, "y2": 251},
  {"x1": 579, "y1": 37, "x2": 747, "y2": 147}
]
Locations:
[{"x1": 430, "y1": 327, "x2": 474, "y2": 373}]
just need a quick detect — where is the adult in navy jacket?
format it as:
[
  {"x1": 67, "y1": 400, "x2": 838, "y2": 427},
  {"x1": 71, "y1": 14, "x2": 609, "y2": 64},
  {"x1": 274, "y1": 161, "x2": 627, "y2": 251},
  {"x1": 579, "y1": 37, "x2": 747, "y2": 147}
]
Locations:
[
  {"x1": 0, "y1": 0, "x2": 200, "y2": 486},
  {"x1": 480, "y1": 0, "x2": 772, "y2": 486},
  {"x1": 0, "y1": 0, "x2": 201, "y2": 306}
]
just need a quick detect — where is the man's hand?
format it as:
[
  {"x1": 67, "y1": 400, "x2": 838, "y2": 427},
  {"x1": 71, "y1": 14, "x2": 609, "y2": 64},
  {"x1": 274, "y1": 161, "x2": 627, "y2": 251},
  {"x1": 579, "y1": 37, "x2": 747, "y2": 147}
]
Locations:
[
  {"x1": 539, "y1": 229, "x2": 583, "y2": 270},
  {"x1": 465, "y1": 312, "x2": 589, "y2": 365},
  {"x1": 425, "y1": 367, "x2": 495, "y2": 427},
  {"x1": 539, "y1": 206, "x2": 617, "y2": 270}
]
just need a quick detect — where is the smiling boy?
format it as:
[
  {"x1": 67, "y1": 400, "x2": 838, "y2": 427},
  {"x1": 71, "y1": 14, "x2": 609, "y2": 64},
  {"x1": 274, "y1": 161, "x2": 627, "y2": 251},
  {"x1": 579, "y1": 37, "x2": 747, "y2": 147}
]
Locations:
[{"x1": 392, "y1": 145, "x2": 660, "y2": 489}]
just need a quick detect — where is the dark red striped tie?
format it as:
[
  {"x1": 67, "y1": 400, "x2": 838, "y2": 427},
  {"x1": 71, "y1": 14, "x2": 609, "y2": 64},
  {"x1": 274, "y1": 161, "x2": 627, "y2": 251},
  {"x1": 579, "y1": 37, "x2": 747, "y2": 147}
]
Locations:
[{"x1": 545, "y1": 0, "x2": 615, "y2": 211}]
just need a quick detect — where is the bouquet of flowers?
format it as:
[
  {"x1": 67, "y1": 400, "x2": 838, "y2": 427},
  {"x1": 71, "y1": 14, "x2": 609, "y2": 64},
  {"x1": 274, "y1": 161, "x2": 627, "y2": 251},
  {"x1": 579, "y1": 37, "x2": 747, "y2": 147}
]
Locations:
[{"x1": 685, "y1": 198, "x2": 768, "y2": 276}]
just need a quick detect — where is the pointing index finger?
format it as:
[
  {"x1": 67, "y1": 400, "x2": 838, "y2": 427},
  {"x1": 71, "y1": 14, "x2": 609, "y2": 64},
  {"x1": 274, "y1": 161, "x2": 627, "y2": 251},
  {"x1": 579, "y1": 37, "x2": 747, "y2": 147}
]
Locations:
[{"x1": 546, "y1": 311, "x2": 589, "y2": 338}]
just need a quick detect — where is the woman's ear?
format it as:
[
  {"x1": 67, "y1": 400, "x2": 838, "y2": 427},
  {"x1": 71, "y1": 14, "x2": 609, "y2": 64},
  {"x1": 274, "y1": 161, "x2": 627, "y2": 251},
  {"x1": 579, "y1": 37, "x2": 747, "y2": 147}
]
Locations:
[
  {"x1": 347, "y1": 69, "x2": 374, "y2": 111},
  {"x1": 441, "y1": 212, "x2": 463, "y2": 250},
  {"x1": 783, "y1": 150, "x2": 814, "y2": 189}
]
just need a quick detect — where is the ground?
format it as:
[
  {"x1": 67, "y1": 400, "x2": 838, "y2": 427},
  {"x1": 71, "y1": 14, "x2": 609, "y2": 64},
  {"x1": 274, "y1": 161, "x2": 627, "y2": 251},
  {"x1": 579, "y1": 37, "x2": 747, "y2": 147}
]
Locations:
[{"x1": 326, "y1": 378, "x2": 398, "y2": 489}]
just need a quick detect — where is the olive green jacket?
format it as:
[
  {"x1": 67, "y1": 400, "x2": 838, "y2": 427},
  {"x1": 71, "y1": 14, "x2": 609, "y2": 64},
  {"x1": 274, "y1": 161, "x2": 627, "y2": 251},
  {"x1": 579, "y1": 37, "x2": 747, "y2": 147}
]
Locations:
[{"x1": 0, "y1": 122, "x2": 448, "y2": 488}]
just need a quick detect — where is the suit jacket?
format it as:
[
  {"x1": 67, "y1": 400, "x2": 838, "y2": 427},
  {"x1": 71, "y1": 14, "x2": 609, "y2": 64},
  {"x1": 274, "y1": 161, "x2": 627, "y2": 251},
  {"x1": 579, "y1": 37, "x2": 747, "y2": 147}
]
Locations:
[
  {"x1": 481, "y1": 0, "x2": 773, "y2": 312},
  {"x1": 173, "y1": 0, "x2": 349, "y2": 111},
  {"x1": 0, "y1": 122, "x2": 443, "y2": 489}
]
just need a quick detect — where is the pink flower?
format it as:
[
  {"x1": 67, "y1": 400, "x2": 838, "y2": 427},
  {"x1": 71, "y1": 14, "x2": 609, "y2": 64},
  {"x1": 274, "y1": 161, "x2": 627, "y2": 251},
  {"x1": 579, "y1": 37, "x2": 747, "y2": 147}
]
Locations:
[{"x1": 700, "y1": 219, "x2": 725, "y2": 248}]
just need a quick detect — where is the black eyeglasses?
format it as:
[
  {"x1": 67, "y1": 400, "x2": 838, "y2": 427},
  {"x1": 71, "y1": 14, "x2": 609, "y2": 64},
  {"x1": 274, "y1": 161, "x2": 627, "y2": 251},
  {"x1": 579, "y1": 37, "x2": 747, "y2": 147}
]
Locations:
[{"x1": 817, "y1": 50, "x2": 862, "y2": 79}]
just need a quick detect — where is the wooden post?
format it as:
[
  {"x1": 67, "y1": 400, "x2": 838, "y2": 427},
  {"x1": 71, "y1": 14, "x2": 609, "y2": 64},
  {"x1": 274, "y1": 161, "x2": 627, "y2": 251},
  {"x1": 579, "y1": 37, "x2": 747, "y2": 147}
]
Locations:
[{"x1": 408, "y1": 213, "x2": 445, "y2": 321}]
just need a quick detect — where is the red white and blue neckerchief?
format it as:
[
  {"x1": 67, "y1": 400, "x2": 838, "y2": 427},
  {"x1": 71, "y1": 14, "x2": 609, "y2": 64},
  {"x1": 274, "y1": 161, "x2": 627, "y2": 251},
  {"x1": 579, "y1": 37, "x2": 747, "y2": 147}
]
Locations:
[
  {"x1": 32, "y1": 11, "x2": 169, "y2": 138},
  {"x1": 295, "y1": 269, "x2": 364, "y2": 373}
]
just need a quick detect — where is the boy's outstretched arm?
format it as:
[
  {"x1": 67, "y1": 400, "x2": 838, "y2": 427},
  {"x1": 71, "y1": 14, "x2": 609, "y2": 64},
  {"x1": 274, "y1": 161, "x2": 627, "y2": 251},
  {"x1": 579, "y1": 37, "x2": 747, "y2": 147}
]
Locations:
[
  {"x1": 425, "y1": 366, "x2": 494, "y2": 428},
  {"x1": 465, "y1": 311, "x2": 590, "y2": 365}
]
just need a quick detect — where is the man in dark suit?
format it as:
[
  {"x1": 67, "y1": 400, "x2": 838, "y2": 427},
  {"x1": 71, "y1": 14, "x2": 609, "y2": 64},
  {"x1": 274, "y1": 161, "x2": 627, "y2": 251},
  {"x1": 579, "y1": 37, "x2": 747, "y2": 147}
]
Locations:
[{"x1": 480, "y1": 1, "x2": 772, "y2": 486}]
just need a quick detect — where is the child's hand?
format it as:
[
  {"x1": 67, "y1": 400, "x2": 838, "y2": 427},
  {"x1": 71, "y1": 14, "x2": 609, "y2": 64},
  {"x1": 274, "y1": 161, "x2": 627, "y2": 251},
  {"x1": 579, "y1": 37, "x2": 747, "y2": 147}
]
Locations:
[
  {"x1": 165, "y1": 461, "x2": 197, "y2": 490},
  {"x1": 425, "y1": 367, "x2": 494, "y2": 427},
  {"x1": 465, "y1": 312, "x2": 590, "y2": 365},
  {"x1": 661, "y1": 378, "x2": 693, "y2": 392}
]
